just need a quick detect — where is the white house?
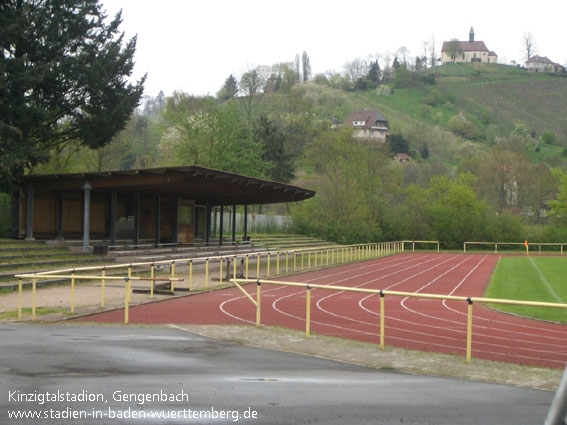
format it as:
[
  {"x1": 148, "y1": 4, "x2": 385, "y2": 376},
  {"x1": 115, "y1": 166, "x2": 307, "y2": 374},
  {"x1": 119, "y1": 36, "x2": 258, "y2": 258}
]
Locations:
[{"x1": 344, "y1": 109, "x2": 389, "y2": 142}]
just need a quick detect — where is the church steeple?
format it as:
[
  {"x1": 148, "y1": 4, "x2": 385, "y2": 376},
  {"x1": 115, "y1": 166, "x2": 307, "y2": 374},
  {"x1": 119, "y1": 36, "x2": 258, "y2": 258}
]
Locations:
[{"x1": 469, "y1": 27, "x2": 475, "y2": 42}]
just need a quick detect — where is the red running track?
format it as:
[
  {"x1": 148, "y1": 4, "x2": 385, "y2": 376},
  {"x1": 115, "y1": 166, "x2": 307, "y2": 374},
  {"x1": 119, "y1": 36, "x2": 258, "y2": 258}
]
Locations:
[{"x1": 75, "y1": 253, "x2": 567, "y2": 369}]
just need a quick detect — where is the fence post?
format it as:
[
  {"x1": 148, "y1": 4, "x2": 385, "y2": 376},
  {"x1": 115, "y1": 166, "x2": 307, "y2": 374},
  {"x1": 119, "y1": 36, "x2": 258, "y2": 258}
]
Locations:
[
  {"x1": 18, "y1": 279, "x2": 23, "y2": 321},
  {"x1": 267, "y1": 254, "x2": 270, "y2": 277},
  {"x1": 245, "y1": 255, "x2": 249, "y2": 280},
  {"x1": 124, "y1": 278, "x2": 130, "y2": 325},
  {"x1": 379, "y1": 291, "x2": 385, "y2": 350},
  {"x1": 233, "y1": 256, "x2": 237, "y2": 280},
  {"x1": 294, "y1": 252, "x2": 297, "y2": 272},
  {"x1": 101, "y1": 268, "x2": 106, "y2": 307},
  {"x1": 70, "y1": 271, "x2": 75, "y2": 313},
  {"x1": 170, "y1": 262, "x2": 176, "y2": 292},
  {"x1": 306, "y1": 285, "x2": 311, "y2": 339},
  {"x1": 466, "y1": 298, "x2": 473, "y2": 363},
  {"x1": 276, "y1": 252, "x2": 280, "y2": 275},
  {"x1": 32, "y1": 278, "x2": 37, "y2": 321},
  {"x1": 286, "y1": 252, "x2": 289, "y2": 273},
  {"x1": 219, "y1": 258, "x2": 223, "y2": 284},
  {"x1": 189, "y1": 260, "x2": 193, "y2": 292},
  {"x1": 256, "y1": 254, "x2": 260, "y2": 278},
  {"x1": 256, "y1": 280, "x2": 261, "y2": 328},
  {"x1": 151, "y1": 264, "x2": 155, "y2": 298},
  {"x1": 206, "y1": 259, "x2": 209, "y2": 289}
]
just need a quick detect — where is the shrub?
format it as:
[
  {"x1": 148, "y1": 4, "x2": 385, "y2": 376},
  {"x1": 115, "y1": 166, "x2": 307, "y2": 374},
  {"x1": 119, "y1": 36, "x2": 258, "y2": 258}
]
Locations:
[{"x1": 448, "y1": 113, "x2": 483, "y2": 140}]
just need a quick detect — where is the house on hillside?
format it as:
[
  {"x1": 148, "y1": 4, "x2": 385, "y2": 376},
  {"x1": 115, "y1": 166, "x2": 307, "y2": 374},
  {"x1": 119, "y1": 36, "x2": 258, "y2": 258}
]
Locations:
[
  {"x1": 344, "y1": 109, "x2": 389, "y2": 142},
  {"x1": 525, "y1": 56, "x2": 565, "y2": 73},
  {"x1": 441, "y1": 27, "x2": 498, "y2": 64},
  {"x1": 393, "y1": 153, "x2": 411, "y2": 164}
]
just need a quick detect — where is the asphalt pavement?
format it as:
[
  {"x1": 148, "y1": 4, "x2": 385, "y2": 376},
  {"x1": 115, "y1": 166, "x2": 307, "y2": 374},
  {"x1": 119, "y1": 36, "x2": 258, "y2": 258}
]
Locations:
[{"x1": 0, "y1": 323, "x2": 553, "y2": 424}]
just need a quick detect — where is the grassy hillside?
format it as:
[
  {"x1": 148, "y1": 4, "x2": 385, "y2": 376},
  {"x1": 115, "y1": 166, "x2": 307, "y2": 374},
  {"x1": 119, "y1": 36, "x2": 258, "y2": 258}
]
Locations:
[{"x1": 435, "y1": 63, "x2": 567, "y2": 143}]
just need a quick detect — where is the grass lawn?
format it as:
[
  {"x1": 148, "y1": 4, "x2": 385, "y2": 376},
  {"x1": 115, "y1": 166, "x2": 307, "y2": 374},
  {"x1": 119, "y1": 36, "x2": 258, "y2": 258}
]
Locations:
[{"x1": 484, "y1": 257, "x2": 567, "y2": 323}]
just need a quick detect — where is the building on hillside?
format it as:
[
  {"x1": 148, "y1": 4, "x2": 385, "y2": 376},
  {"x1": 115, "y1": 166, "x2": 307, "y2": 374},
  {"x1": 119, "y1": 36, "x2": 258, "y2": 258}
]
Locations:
[
  {"x1": 393, "y1": 153, "x2": 411, "y2": 164},
  {"x1": 441, "y1": 27, "x2": 498, "y2": 64},
  {"x1": 344, "y1": 109, "x2": 389, "y2": 142},
  {"x1": 525, "y1": 56, "x2": 566, "y2": 73}
]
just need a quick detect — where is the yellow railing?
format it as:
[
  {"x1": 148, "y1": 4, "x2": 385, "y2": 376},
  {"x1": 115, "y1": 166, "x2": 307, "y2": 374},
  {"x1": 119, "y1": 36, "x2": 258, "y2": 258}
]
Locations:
[
  {"x1": 230, "y1": 278, "x2": 567, "y2": 364},
  {"x1": 464, "y1": 241, "x2": 566, "y2": 255},
  {"x1": 13, "y1": 241, "x2": 406, "y2": 323},
  {"x1": 402, "y1": 240, "x2": 440, "y2": 252}
]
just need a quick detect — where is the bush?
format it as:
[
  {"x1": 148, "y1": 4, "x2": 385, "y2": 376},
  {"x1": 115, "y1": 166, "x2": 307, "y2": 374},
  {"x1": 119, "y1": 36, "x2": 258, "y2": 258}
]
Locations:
[{"x1": 448, "y1": 113, "x2": 483, "y2": 140}]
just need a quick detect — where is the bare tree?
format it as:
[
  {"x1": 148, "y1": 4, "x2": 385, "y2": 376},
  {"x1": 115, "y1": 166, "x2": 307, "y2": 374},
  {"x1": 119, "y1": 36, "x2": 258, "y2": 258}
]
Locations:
[
  {"x1": 239, "y1": 67, "x2": 265, "y2": 122},
  {"x1": 302, "y1": 51, "x2": 312, "y2": 83},
  {"x1": 523, "y1": 32, "x2": 537, "y2": 61},
  {"x1": 295, "y1": 54, "x2": 301, "y2": 83},
  {"x1": 428, "y1": 34, "x2": 437, "y2": 67},
  {"x1": 396, "y1": 46, "x2": 411, "y2": 67},
  {"x1": 343, "y1": 58, "x2": 369, "y2": 85}
]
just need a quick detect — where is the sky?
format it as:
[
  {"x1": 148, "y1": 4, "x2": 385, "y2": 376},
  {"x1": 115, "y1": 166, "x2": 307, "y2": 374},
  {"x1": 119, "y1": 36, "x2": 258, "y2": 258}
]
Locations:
[{"x1": 101, "y1": 0, "x2": 567, "y2": 98}]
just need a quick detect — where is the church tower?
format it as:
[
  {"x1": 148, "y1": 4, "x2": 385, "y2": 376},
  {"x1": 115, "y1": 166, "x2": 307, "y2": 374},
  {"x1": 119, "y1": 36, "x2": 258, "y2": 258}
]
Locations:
[{"x1": 469, "y1": 27, "x2": 475, "y2": 42}]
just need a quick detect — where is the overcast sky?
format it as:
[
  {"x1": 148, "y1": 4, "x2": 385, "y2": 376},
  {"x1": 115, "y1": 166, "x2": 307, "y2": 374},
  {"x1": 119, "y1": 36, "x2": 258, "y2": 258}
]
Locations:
[{"x1": 101, "y1": 0, "x2": 567, "y2": 98}]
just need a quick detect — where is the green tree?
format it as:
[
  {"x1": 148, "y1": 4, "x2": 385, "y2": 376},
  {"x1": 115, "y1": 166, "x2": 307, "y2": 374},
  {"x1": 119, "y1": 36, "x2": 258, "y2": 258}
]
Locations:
[
  {"x1": 0, "y1": 0, "x2": 144, "y2": 192},
  {"x1": 446, "y1": 38, "x2": 463, "y2": 62},
  {"x1": 217, "y1": 74, "x2": 239, "y2": 101},
  {"x1": 158, "y1": 100, "x2": 266, "y2": 177},
  {"x1": 549, "y1": 170, "x2": 567, "y2": 226},
  {"x1": 254, "y1": 115, "x2": 294, "y2": 183},
  {"x1": 292, "y1": 128, "x2": 391, "y2": 243}
]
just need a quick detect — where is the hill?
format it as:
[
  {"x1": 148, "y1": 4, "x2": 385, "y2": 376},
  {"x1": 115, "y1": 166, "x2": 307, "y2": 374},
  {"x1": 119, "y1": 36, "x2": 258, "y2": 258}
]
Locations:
[{"x1": 314, "y1": 63, "x2": 567, "y2": 166}]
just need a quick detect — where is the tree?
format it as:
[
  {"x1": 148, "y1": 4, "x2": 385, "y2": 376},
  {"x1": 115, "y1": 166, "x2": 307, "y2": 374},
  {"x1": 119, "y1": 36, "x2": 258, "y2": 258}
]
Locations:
[
  {"x1": 428, "y1": 34, "x2": 438, "y2": 67},
  {"x1": 239, "y1": 68, "x2": 264, "y2": 122},
  {"x1": 367, "y1": 60, "x2": 381, "y2": 83},
  {"x1": 549, "y1": 170, "x2": 567, "y2": 227},
  {"x1": 0, "y1": 0, "x2": 145, "y2": 192},
  {"x1": 217, "y1": 74, "x2": 238, "y2": 101},
  {"x1": 523, "y1": 32, "x2": 537, "y2": 61},
  {"x1": 158, "y1": 100, "x2": 266, "y2": 177},
  {"x1": 254, "y1": 115, "x2": 294, "y2": 183},
  {"x1": 445, "y1": 38, "x2": 463, "y2": 62},
  {"x1": 302, "y1": 51, "x2": 312, "y2": 83}
]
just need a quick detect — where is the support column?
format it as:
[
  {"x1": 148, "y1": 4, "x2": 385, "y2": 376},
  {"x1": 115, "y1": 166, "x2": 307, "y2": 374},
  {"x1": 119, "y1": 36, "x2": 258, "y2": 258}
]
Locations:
[
  {"x1": 172, "y1": 196, "x2": 179, "y2": 244},
  {"x1": 56, "y1": 192, "x2": 63, "y2": 240},
  {"x1": 154, "y1": 195, "x2": 161, "y2": 246},
  {"x1": 205, "y1": 203, "x2": 211, "y2": 245},
  {"x1": 25, "y1": 183, "x2": 34, "y2": 240},
  {"x1": 219, "y1": 204, "x2": 224, "y2": 246},
  {"x1": 82, "y1": 182, "x2": 91, "y2": 252},
  {"x1": 133, "y1": 192, "x2": 140, "y2": 247},
  {"x1": 109, "y1": 190, "x2": 116, "y2": 247},
  {"x1": 232, "y1": 203, "x2": 237, "y2": 243},
  {"x1": 243, "y1": 204, "x2": 248, "y2": 242}
]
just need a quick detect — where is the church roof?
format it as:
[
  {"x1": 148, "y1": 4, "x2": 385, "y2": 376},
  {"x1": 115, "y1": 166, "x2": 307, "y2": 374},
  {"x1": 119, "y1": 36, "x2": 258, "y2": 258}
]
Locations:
[{"x1": 441, "y1": 40, "x2": 489, "y2": 53}]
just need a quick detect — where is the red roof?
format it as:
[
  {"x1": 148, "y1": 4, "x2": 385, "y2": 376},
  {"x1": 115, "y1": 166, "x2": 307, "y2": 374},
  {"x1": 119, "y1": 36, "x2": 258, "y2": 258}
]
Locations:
[
  {"x1": 441, "y1": 40, "x2": 489, "y2": 53},
  {"x1": 344, "y1": 110, "x2": 389, "y2": 129},
  {"x1": 526, "y1": 55, "x2": 555, "y2": 65}
]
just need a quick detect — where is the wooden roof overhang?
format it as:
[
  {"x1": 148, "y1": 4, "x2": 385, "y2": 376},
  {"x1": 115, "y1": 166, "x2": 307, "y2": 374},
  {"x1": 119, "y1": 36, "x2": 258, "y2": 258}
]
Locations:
[{"x1": 21, "y1": 165, "x2": 316, "y2": 205}]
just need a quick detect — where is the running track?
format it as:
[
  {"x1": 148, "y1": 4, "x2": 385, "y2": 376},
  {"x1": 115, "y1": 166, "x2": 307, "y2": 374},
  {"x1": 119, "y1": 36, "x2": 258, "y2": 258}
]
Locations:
[{"x1": 76, "y1": 253, "x2": 567, "y2": 369}]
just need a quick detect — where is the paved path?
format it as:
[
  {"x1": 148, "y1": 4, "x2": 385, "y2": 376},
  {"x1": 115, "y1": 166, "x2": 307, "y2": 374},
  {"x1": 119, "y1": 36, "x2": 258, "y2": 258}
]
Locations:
[{"x1": 0, "y1": 324, "x2": 554, "y2": 424}]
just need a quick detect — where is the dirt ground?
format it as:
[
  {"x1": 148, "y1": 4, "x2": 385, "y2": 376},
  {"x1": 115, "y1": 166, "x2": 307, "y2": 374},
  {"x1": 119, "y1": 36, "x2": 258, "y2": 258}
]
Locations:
[{"x1": 1, "y1": 263, "x2": 563, "y2": 391}]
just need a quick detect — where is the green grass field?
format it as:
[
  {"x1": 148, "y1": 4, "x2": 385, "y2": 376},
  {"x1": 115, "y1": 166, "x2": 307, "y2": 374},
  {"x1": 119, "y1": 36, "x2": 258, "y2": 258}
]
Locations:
[{"x1": 484, "y1": 257, "x2": 567, "y2": 323}]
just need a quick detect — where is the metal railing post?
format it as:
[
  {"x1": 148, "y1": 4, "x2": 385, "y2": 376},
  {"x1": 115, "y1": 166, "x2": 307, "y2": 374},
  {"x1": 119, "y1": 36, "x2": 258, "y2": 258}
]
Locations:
[
  {"x1": 18, "y1": 279, "x2": 23, "y2": 321},
  {"x1": 101, "y1": 268, "x2": 106, "y2": 307},
  {"x1": 466, "y1": 298, "x2": 473, "y2": 363},
  {"x1": 380, "y1": 291, "x2": 385, "y2": 350},
  {"x1": 306, "y1": 285, "x2": 311, "y2": 338},
  {"x1": 256, "y1": 280, "x2": 261, "y2": 328}
]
